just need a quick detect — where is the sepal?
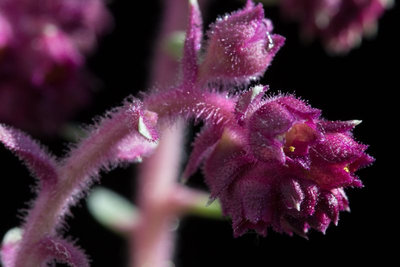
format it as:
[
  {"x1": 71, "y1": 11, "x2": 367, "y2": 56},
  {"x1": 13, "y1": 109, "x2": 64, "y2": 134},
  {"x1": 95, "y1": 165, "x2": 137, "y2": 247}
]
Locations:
[
  {"x1": 182, "y1": 0, "x2": 203, "y2": 84},
  {"x1": 182, "y1": 125, "x2": 223, "y2": 181}
]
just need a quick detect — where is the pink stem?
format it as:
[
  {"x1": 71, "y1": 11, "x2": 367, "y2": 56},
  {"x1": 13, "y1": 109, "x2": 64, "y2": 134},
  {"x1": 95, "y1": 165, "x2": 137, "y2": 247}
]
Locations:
[
  {"x1": 129, "y1": 0, "x2": 216, "y2": 265},
  {"x1": 10, "y1": 85, "x2": 231, "y2": 267},
  {"x1": 132, "y1": 122, "x2": 185, "y2": 267},
  {"x1": 14, "y1": 104, "x2": 143, "y2": 267},
  {"x1": 130, "y1": 0, "x2": 188, "y2": 265},
  {"x1": 132, "y1": 86, "x2": 233, "y2": 267}
]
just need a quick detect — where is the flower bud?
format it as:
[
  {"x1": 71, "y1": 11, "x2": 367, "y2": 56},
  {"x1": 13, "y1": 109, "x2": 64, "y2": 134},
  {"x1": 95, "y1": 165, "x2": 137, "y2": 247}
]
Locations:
[
  {"x1": 199, "y1": 2, "x2": 284, "y2": 85},
  {"x1": 31, "y1": 25, "x2": 82, "y2": 86},
  {"x1": 280, "y1": 0, "x2": 388, "y2": 53},
  {"x1": 0, "y1": 14, "x2": 12, "y2": 52},
  {"x1": 0, "y1": 0, "x2": 112, "y2": 135}
]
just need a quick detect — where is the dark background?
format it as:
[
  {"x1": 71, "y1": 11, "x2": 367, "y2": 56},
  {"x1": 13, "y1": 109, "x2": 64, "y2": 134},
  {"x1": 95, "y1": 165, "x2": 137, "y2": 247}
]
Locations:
[{"x1": 1, "y1": 0, "x2": 398, "y2": 266}]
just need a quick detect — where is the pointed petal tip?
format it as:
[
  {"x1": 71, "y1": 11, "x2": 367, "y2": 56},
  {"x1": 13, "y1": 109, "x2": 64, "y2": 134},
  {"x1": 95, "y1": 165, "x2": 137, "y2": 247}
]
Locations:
[
  {"x1": 206, "y1": 196, "x2": 217, "y2": 207},
  {"x1": 189, "y1": 0, "x2": 199, "y2": 7},
  {"x1": 245, "y1": 0, "x2": 255, "y2": 8},
  {"x1": 137, "y1": 111, "x2": 159, "y2": 142},
  {"x1": 251, "y1": 85, "x2": 268, "y2": 101},
  {"x1": 138, "y1": 116, "x2": 153, "y2": 140},
  {"x1": 179, "y1": 174, "x2": 189, "y2": 184},
  {"x1": 294, "y1": 201, "x2": 301, "y2": 211}
]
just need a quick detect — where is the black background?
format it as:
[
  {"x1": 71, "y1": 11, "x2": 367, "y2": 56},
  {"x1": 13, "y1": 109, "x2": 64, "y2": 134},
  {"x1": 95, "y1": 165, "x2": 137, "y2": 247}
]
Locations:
[{"x1": 1, "y1": 0, "x2": 398, "y2": 266}]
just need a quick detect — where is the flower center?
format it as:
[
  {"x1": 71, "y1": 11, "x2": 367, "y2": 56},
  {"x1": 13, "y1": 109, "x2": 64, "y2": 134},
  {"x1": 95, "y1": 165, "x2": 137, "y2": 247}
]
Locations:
[{"x1": 284, "y1": 123, "x2": 317, "y2": 155}]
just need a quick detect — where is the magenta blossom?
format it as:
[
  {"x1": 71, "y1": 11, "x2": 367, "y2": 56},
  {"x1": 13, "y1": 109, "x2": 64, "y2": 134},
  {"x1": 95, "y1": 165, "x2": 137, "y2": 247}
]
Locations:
[
  {"x1": 0, "y1": 0, "x2": 112, "y2": 135},
  {"x1": 280, "y1": 0, "x2": 389, "y2": 52},
  {"x1": 185, "y1": 86, "x2": 374, "y2": 237}
]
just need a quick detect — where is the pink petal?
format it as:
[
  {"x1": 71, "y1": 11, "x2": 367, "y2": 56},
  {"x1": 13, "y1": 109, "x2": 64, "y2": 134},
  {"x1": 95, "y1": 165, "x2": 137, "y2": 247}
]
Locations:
[
  {"x1": 249, "y1": 100, "x2": 295, "y2": 138},
  {"x1": 276, "y1": 95, "x2": 321, "y2": 120},
  {"x1": 312, "y1": 133, "x2": 368, "y2": 163},
  {"x1": 317, "y1": 120, "x2": 362, "y2": 133}
]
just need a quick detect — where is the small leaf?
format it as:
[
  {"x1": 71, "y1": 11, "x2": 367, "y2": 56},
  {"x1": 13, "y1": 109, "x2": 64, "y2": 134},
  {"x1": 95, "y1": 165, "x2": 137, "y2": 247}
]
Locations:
[
  {"x1": 186, "y1": 195, "x2": 223, "y2": 220},
  {"x1": 87, "y1": 187, "x2": 138, "y2": 234},
  {"x1": 164, "y1": 31, "x2": 186, "y2": 60}
]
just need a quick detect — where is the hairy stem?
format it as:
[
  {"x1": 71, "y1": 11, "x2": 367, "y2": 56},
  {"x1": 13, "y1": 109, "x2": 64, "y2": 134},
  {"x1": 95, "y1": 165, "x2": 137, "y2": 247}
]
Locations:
[
  {"x1": 132, "y1": 122, "x2": 185, "y2": 267},
  {"x1": 130, "y1": 0, "x2": 189, "y2": 265},
  {"x1": 145, "y1": 89, "x2": 235, "y2": 126},
  {"x1": 14, "y1": 104, "x2": 140, "y2": 267}
]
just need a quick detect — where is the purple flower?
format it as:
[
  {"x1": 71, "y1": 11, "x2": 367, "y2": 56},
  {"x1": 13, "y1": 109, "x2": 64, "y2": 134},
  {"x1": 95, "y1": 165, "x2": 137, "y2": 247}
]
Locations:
[
  {"x1": 280, "y1": 0, "x2": 389, "y2": 52},
  {"x1": 186, "y1": 88, "x2": 374, "y2": 237},
  {"x1": 0, "y1": 0, "x2": 112, "y2": 135},
  {"x1": 198, "y1": 1, "x2": 284, "y2": 85}
]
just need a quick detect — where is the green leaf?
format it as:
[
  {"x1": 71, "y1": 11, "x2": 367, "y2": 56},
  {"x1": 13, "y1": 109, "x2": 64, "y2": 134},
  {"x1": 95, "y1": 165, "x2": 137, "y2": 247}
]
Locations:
[
  {"x1": 164, "y1": 31, "x2": 186, "y2": 60},
  {"x1": 87, "y1": 187, "x2": 138, "y2": 235},
  {"x1": 186, "y1": 195, "x2": 224, "y2": 220}
]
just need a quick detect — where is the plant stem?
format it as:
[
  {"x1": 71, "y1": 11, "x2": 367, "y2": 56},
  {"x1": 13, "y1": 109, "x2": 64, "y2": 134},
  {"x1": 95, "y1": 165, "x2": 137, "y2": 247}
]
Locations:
[
  {"x1": 130, "y1": 0, "x2": 189, "y2": 266},
  {"x1": 132, "y1": 122, "x2": 185, "y2": 267},
  {"x1": 14, "y1": 104, "x2": 139, "y2": 267}
]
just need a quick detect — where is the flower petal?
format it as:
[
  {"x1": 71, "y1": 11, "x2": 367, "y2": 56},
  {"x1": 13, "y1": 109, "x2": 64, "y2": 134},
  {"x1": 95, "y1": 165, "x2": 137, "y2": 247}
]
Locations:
[
  {"x1": 276, "y1": 95, "x2": 321, "y2": 120},
  {"x1": 317, "y1": 120, "x2": 362, "y2": 133},
  {"x1": 313, "y1": 133, "x2": 368, "y2": 164}
]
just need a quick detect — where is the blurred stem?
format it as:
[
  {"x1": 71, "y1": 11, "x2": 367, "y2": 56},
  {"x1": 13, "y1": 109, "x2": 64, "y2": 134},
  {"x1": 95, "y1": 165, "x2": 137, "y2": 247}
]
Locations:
[
  {"x1": 132, "y1": 122, "x2": 185, "y2": 267},
  {"x1": 130, "y1": 1, "x2": 190, "y2": 267}
]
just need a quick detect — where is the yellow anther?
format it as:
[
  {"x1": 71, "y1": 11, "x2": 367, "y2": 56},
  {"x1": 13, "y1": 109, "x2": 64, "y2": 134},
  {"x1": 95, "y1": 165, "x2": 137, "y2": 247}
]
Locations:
[
  {"x1": 288, "y1": 146, "x2": 295, "y2": 152},
  {"x1": 344, "y1": 166, "x2": 350, "y2": 173}
]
